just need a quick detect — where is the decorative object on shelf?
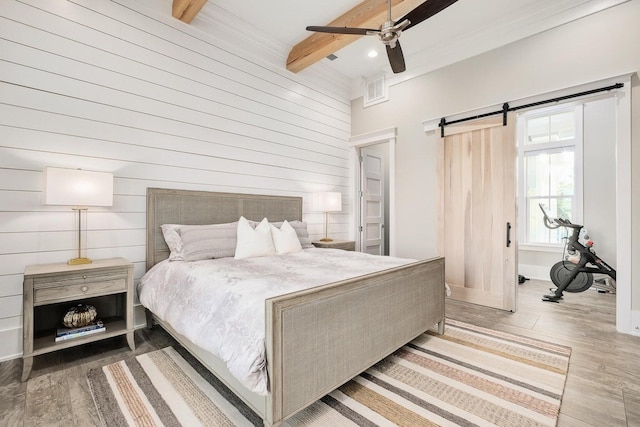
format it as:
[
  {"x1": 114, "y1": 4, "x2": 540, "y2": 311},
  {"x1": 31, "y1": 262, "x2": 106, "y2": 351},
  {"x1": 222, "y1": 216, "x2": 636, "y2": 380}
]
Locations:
[
  {"x1": 44, "y1": 167, "x2": 114, "y2": 265},
  {"x1": 62, "y1": 303, "x2": 98, "y2": 328},
  {"x1": 312, "y1": 191, "x2": 342, "y2": 242}
]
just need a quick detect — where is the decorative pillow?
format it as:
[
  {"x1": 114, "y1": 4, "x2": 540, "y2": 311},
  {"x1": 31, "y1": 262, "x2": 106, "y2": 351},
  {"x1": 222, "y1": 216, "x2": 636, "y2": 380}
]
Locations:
[
  {"x1": 235, "y1": 217, "x2": 276, "y2": 259},
  {"x1": 270, "y1": 220, "x2": 302, "y2": 254},
  {"x1": 179, "y1": 222, "x2": 239, "y2": 261},
  {"x1": 269, "y1": 220, "x2": 313, "y2": 248},
  {"x1": 160, "y1": 224, "x2": 185, "y2": 261}
]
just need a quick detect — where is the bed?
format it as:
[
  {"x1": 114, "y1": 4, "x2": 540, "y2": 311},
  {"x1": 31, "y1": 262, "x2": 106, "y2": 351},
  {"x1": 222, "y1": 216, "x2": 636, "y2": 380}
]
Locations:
[{"x1": 142, "y1": 187, "x2": 445, "y2": 426}]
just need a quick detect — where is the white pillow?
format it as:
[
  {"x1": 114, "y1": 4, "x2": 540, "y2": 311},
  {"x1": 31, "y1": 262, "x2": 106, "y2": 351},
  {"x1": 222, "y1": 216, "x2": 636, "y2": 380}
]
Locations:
[
  {"x1": 269, "y1": 220, "x2": 313, "y2": 248},
  {"x1": 270, "y1": 220, "x2": 303, "y2": 254},
  {"x1": 234, "y1": 217, "x2": 276, "y2": 259}
]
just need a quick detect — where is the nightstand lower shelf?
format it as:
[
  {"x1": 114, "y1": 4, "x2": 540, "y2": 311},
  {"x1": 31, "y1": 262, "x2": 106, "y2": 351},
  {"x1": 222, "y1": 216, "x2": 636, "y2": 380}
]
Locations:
[{"x1": 31, "y1": 318, "x2": 132, "y2": 356}]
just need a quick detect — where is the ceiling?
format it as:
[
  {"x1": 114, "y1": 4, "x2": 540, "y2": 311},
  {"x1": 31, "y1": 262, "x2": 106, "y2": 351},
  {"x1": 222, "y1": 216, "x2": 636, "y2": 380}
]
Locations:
[{"x1": 173, "y1": 0, "x2": 627, "y2": 89}]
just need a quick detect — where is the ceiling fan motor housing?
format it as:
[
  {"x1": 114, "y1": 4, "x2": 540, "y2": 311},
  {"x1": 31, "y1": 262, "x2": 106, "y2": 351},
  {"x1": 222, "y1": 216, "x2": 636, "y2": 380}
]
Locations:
[{"x1": 379, "y1": 21, "x2": 399, "y2": 45}]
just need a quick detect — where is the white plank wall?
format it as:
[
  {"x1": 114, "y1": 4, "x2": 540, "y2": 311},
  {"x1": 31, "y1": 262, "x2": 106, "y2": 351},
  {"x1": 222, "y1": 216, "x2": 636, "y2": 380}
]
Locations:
[{"x1": 0, "y1": 0, "x2": 352, "y2": 361}]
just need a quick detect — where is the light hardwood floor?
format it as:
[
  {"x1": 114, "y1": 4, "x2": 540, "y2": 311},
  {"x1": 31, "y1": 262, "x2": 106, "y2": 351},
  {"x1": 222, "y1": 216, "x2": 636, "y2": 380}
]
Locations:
[{"x1": 1, "y1": 279, "x2": 639, "y2": 426}]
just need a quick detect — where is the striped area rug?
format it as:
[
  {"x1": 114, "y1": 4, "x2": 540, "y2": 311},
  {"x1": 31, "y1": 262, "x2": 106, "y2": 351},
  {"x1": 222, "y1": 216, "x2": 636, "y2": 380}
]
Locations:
[{"x1": 87, "y1": 319, "x2": 571, "y2": 426}]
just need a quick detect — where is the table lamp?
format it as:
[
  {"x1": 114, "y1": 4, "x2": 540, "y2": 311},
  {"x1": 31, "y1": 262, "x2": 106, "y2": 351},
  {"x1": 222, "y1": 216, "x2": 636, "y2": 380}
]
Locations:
[
  {"x1": 312, "y1": 192, "x2": 342, "y2": 242},
  {"x1": 44, "y1": 167, "x2": 113, "y2": 265}
]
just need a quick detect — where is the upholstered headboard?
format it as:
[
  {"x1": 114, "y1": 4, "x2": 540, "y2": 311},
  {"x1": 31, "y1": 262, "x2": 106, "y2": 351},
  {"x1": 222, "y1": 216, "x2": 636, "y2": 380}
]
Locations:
[{"x1": 146, "y1": 188, "x2": 303, "y2": 270}]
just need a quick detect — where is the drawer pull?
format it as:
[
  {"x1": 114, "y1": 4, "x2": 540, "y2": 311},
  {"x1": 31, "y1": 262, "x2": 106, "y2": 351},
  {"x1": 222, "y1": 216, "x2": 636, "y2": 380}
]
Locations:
[
  {"x1": 83, "y1": 275, "x2": 87, "y2": 279},
  {"x1": 81, "y1": 286, "x2": 88, "y2": 292}
]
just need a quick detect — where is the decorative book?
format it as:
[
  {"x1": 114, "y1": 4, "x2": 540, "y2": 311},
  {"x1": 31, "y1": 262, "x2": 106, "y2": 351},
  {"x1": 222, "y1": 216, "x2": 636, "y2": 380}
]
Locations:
[{"x1": 55, "y1": 320, "x2": 105, "y2": 342}]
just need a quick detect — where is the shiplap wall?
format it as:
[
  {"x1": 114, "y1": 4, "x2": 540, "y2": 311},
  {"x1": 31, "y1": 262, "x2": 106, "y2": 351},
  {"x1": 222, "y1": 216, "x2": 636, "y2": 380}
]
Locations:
[{"x1": 0, "y1": 0, "x2": 352, "y2": 361}]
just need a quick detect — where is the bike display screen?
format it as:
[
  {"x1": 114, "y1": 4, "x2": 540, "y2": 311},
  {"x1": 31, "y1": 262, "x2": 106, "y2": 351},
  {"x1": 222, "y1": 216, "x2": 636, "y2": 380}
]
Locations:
[{"x1": 538, "y1": 203, "x2": 554, "y2": 223}]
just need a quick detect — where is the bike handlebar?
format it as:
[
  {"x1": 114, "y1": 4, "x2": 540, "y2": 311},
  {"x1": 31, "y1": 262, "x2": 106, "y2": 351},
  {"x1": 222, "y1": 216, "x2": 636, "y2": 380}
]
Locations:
[{"x1": 539, "y1": 204, "x2": 582, "y2": 230}]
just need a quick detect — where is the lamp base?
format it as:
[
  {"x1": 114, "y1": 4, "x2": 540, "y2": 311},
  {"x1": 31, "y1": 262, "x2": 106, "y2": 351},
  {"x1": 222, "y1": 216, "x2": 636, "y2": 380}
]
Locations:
[
  {"x1": 319, "y1": 238, "x2": 334, "y2": 242},
  {"x1": 68, "y1": 257, "x2": 92, "y2": 265}
]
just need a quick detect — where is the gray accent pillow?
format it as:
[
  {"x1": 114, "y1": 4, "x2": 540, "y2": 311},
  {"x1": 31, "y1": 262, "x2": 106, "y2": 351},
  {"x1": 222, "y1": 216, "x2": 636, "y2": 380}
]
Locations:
[{"x1": 179, "y1": 222, "x2": 239, "y2": 261}]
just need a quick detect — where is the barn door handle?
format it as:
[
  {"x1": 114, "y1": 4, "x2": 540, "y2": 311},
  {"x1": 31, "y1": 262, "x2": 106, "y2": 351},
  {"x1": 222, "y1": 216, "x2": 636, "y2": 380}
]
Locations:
[{"x1": 506, "y1": 222, "x2": 512, "y2": 247}]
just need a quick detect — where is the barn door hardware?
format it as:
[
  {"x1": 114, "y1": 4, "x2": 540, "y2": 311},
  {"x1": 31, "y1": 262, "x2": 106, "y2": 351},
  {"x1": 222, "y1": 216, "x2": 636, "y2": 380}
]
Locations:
[{"x1": 439, "y1": 83, "x2": 623, "y2": 138}]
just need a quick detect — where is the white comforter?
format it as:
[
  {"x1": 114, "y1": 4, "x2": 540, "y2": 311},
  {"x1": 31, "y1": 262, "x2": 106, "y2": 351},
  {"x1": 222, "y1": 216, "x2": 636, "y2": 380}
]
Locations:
[{"x1": 137, "y1": 248, "x2": 414, "y2": 395}]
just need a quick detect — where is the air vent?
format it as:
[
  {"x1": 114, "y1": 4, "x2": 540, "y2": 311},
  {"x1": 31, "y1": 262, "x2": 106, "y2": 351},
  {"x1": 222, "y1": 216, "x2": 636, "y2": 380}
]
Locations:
[
  {"x1": 326, "y1": 54, "x2": 338, "y2": 61},
  {"x1": 364, "y1": 74, "x2": 388, "y2": 107}
]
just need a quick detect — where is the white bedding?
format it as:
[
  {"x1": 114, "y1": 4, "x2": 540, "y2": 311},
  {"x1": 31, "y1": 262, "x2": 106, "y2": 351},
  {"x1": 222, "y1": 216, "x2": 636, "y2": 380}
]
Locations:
[{"x1": 137, "y1": 248, "x2": 414, "y2": 395}]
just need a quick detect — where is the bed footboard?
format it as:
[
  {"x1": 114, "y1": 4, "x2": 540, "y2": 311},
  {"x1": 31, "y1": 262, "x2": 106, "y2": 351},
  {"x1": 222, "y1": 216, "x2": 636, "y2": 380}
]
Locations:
[{"x1": 264, "y1": 257, "x2": 445, "y2": 425}]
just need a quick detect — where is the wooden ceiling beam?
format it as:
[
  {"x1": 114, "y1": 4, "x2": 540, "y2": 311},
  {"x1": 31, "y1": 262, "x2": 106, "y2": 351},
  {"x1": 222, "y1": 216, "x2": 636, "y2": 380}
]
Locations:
[
  {"x1": 172, "y1": 0, "x2": 209, "y2": 24},
  {"x1": 286, "y1": 0, "x2": 425, "y2": 73}
]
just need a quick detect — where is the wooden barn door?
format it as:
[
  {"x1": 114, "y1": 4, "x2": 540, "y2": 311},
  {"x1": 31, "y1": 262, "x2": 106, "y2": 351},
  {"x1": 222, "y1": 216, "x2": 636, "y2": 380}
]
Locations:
[{"x1": 437, "y1": 115, "x2": 517, "y2": 311}]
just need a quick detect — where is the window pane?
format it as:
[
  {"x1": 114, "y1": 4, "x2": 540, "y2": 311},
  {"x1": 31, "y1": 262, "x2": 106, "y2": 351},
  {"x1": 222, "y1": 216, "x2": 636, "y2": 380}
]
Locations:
[
  {"x1": 526, "y1": 154, "x2": 549, "y2": 197},
  {"x1": 526, "y1": 117, "x2": 550, "y2": 144},
  {"x1": 550, "y1": 150, "x2": 574, "y2": 196},
  {"x1": 556, "y1": 197, "x2": 573, "y2": 224},
  {"x1": 550, "y1": 111, "x2": 575, "y2": 141},
  {"x1": 526, "y1": 151, "x2": 574, "y2": 197},
  {"x1": 528, "y1": 200, "x2": 547, "y2": 243},
  {"x1": 525, "y1": 111, "x2": 575, "y2": 145}
]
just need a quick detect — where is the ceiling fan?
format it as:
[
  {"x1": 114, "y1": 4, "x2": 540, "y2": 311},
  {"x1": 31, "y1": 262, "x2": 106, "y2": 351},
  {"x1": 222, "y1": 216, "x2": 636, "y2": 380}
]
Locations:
[{"x1": 306, "y1": 0, "x2": 459, "y2": 73}]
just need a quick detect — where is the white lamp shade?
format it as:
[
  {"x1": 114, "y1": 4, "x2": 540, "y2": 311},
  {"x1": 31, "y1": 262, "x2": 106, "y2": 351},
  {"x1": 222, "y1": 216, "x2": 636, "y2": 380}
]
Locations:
[
  {"x1": 312, "y1": 192, "x2": 342, "y2": 212},
  {"x1": 44, "y1": 167, "x2": 113, "y2": 207}
]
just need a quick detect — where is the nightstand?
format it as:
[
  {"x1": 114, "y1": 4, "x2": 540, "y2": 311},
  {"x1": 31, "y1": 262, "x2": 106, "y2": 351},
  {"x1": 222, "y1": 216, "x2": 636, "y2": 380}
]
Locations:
[
  {"x1": 22, "y1": 257, "x2": 135, "y2": 381},
  {"x1": 312, "y1": 240, "x2": 356, "y2": 251}
]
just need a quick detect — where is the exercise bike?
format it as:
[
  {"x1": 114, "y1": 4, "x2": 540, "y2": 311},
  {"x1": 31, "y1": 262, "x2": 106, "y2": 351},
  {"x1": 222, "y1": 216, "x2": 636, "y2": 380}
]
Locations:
[{"x1": 539, "y1": 204, "x2": 616, "y2": 302}]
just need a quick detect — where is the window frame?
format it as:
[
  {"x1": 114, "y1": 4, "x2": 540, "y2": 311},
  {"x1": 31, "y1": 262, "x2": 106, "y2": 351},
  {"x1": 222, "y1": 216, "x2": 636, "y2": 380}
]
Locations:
[{"x1": 517, "y1": 103, "x2": 584, "y2": 250}]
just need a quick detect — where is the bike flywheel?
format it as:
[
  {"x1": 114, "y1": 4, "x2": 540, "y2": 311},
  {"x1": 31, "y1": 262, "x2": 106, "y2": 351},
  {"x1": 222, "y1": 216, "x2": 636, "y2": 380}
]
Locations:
[{"x1": 550, "y1": 261, "x2": 593, "y2": 293}]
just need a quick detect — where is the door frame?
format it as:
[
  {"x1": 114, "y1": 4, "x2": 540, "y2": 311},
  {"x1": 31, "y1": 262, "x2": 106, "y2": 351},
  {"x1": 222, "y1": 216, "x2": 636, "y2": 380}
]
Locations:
[
  {"x1": 349, "y1": 127, "x2": 397, "y2": 255},
  {"x1": 423, "y1": 73, "x2": 633, "y2": 334}
]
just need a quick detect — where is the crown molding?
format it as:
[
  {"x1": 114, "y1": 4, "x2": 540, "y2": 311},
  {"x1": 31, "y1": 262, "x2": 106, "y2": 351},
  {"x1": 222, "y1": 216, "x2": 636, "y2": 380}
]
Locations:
[
  {"x1": 194, "y1": 4, "x2": 285, "y2": 67},
  {"x1": 194, "y1": 3, "x2": 351, "y2": 97},
  {"x1": 127, "y1": 0, "x2": 351, "y2": 99}
]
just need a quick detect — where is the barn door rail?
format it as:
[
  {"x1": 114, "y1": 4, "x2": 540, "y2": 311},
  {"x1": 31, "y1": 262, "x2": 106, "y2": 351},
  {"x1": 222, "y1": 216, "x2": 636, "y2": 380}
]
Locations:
[{"x1": 438, "y1": 82, "x2": 624, "y2": 137}]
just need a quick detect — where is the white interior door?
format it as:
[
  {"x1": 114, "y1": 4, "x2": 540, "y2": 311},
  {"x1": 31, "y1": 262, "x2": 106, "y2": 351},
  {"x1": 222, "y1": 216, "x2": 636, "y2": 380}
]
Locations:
[{"x1": 360, "y1": 147, "x2": 385, "y2": 255}]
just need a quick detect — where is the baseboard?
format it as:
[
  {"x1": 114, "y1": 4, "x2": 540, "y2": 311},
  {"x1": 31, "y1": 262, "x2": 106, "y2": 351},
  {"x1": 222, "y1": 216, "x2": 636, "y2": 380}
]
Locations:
[
  {"x1": 0, "y1": 326, "x2": 21, "y2": 362},
  {"x1": 518, "y1": 264, "x2": 550, "y2": 281},
  {"x1": 631, "y1": 310, "x2": 640, "y2": 336},
  {"x1": 0, "y1": 353, "x2": 21, "y2": 363}
]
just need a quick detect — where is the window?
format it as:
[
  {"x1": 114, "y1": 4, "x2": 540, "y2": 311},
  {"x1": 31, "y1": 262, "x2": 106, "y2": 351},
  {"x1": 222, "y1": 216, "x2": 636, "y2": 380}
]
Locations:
[{"x1": 518, "y1": 105, "x2": 583, "y2": 246}]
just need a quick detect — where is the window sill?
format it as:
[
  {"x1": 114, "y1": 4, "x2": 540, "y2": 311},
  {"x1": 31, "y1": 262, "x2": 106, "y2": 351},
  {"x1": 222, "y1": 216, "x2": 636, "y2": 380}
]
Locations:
[{"x1": 519, "y1": 244, "x2": 564, "y2": 253}]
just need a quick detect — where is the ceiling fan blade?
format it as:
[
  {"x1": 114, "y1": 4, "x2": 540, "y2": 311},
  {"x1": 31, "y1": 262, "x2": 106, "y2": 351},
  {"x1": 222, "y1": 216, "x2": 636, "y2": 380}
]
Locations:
[
  {"x1": 397, "y1": 0, "x2": 459, "y2": 31},
  {"x1": 306, "y1": 26, "x2": 378, "y2": 35},
  {"x1": 386, "y1": 42, "x2": 406, "y2": 74}
]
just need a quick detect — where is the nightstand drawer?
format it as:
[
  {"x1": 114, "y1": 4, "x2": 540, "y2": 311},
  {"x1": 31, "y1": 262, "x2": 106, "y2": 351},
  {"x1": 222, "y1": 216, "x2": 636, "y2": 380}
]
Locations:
[{"x1": 33, "y1": 271, "x2": 128, "y2": 304}]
